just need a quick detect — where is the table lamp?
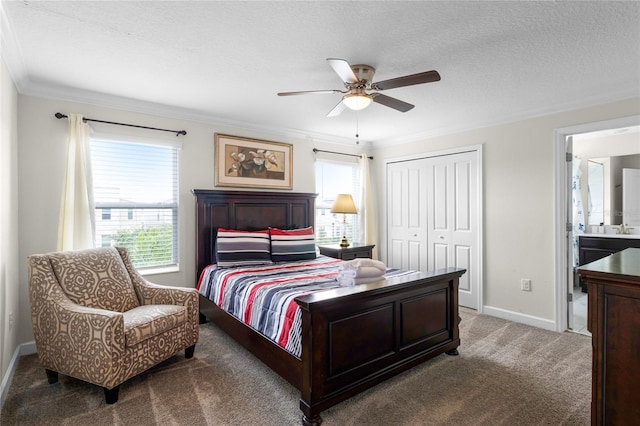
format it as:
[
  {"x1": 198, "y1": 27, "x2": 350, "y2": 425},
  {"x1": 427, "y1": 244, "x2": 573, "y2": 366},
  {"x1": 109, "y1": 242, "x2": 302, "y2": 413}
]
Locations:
[{"x1": 331, "y1": 194, "x2": 358, "y2": 248}]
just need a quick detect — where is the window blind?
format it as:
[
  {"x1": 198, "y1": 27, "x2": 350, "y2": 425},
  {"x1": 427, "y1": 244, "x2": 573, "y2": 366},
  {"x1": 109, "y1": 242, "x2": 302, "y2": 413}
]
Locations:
[{"x1": 91, "y1": 138, "x2": 179, "y2": 269}]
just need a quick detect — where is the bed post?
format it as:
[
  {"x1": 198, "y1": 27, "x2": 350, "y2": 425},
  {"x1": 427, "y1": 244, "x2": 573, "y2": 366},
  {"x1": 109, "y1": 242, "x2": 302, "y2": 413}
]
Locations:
[
  {"x1": 299, "y1": 306, "x2": 323, "y2": 425},
  {"x1": 446, "y1": 275, "x2": 461, "y2": 356}
]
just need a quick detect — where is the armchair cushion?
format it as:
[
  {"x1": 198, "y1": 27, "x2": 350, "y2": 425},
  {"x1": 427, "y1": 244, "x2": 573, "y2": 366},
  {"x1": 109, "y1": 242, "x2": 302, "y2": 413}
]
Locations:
[
  {"x1": 48, "y1": 247, "x2": 139, "y2": 312},
  {"x1": 123, "y1": 305, "x2": 187, "y2": 347}
]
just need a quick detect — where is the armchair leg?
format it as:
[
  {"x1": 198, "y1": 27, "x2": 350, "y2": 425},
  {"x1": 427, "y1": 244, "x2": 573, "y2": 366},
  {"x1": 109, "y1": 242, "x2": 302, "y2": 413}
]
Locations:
[
  {"x1": 185, "y1": 344, "x2": 196, "y2": 359},
  {"x1": 104, "y1": 386, "x2": 120, "y2": 404},
  {"x1": 45, "y1": 369, "x2": 58, "y2": 384}
]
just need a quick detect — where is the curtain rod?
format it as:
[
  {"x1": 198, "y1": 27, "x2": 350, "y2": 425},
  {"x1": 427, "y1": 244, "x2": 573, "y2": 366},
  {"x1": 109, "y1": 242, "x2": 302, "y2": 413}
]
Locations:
[
  {"x1": 313, "y1": 148, "x2": 373, "y2": 160},
  {"x1": 54, "y1": 112, "x2": 187, "y2": 136}
]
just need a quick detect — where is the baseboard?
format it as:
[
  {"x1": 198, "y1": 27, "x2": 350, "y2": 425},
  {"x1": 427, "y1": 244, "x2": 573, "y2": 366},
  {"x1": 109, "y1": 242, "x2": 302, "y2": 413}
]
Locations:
[
  {"x1": 19, "y1": 341, "x2": 37, "y2": 356},
  {"x1": 0, "y1": 341, "x2": 37, "y2": 410},
  {"x1": 482, "y1": 305, "x2": 557, "y2": 331}
]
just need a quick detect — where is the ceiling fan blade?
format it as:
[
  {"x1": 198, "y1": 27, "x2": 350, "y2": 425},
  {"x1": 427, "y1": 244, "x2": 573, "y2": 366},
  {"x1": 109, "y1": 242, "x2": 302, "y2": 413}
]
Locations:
[
  {"x1": 371, "y1": 70, "x2": 441, "y2": 91},
  {"x1": 278, "y1": 89, "x2": 344, "y2": 96},
  {"x1": 326, "y1": 100, "x2": 347, "y2": 117},
  {"x1": 327, "y1": 58, "x2": 359, "y2": 84},
  {"x1": 371, "y1": 93, "x2": 414, "y2": 112}
]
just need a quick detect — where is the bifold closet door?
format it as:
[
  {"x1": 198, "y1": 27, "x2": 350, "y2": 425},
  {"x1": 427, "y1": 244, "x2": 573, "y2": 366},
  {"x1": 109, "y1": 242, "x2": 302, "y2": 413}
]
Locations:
[{"x1": 386, "y1": 151, "x2": 479, "y2": 309}]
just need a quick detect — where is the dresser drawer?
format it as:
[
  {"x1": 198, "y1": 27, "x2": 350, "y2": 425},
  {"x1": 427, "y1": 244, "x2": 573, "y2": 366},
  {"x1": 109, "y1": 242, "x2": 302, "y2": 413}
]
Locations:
[{"x1": 340, "y1": 250, "x2": 371, "y2": 260}]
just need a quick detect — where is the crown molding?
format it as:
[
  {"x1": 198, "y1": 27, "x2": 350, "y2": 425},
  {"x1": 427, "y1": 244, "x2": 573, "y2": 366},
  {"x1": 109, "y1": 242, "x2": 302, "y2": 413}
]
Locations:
[
  {"x1": 376, "y1": 89, "x2": 640, "y2": 147},
  {"x1": 20, "y1": 79, "x2": 372, "y2": 148},
  {"x1": 14, "y1": 73, "x2": 639, "y2": 151}
]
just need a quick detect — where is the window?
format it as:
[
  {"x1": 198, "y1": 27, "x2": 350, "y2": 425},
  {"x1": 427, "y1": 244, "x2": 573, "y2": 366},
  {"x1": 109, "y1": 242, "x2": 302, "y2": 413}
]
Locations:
[
  {"x1": 91, "y1": 137, "x2": 179, "y2": 270},
  {"x1": 315, "y1": 159, "x2": 361, "y2": 246}
]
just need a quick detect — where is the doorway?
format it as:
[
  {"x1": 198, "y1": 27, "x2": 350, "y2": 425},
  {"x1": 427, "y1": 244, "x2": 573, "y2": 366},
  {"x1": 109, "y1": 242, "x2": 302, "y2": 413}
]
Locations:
[{"x1": 554, "y1": 115, "x2": 640, "y2": 333}]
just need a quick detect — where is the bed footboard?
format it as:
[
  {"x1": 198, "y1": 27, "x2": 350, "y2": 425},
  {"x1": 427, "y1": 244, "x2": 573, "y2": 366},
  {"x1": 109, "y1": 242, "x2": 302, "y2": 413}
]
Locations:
[{"x1": 295, "y1": 267, "x2": 464, "y2": 425}]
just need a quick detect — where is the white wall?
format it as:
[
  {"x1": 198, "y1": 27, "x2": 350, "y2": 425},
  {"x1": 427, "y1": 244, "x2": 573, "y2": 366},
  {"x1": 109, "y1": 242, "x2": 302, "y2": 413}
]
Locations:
[
  {"x1": 373, "y1": 98, "x2": 640, "y2": 326},
  {"x1": 0, "y1": 58, "x2": 19, "y2": 401},
  {"x1": 16, "y1": 94, "x2": 365, "y2": 345}
]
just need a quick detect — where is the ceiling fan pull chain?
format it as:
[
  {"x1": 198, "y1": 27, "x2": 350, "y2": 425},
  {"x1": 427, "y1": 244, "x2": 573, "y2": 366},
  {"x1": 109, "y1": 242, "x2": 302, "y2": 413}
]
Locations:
[{"x1": 355, "y1": 112, "x2": 360, "y2": 144}]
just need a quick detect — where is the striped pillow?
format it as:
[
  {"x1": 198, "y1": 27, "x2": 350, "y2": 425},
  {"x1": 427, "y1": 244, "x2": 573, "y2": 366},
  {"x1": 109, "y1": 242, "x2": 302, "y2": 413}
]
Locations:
[
  {"x1": 270, "y1": 227, "x2": 317, "y2": 262},
  {"x1": 216, "y1": 228, "x2": 273, "y2": 267}
]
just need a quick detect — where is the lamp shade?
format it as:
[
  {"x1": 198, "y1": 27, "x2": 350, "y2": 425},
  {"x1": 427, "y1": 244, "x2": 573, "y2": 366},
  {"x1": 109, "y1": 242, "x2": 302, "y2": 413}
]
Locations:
[{"x1": 331, "y1": 194, "x2": 357, "y2": 214}]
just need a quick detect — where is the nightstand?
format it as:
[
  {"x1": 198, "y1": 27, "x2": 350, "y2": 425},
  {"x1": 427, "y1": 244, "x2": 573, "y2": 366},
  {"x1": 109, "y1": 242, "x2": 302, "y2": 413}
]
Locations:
[{"x1": 318, "y1": 244, "x2": 375, "y2": 260}]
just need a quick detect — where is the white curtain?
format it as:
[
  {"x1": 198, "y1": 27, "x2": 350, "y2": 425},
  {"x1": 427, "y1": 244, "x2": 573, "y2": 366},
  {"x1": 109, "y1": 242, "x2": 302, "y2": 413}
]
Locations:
[
  {"x1": 359, "y1": 155, "x2": 378, "y2": 259},
  {"x1": 572, "y1": 157, "x2": 585, "y2": 267},
  {"x1": 57, "y1": 114, "x2": 95, "y2": 251}
]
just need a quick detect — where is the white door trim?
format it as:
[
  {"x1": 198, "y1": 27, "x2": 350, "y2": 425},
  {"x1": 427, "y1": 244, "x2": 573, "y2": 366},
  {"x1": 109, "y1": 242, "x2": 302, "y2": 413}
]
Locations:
[
  {"x1": 382, "y1": 144, "x2": 484, "y2": 313},
  {"x1": 553, "y1": 115, "x2": 640, "y2": 332}
]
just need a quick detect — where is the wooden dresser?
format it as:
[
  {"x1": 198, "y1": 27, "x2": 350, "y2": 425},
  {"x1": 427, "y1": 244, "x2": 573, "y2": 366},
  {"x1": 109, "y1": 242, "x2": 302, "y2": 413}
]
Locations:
[{"x1": 577, "y1": 248, "x2": 640, "y2": 425}]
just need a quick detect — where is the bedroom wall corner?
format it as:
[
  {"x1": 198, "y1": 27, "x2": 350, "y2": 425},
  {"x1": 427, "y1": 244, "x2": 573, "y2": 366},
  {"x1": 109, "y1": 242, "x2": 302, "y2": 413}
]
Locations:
[{"x1": 0, "y1": 57, "x2": 20, "y2": 407}]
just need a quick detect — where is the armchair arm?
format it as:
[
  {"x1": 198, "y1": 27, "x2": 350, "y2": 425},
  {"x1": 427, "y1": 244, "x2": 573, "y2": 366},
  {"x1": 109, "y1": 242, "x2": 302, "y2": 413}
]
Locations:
[
  {"x1": 115, "y1": 247, "x2": 198, "y2": 307},
  {"x1": 115, "y1": 247, "x2": 199, "y2": 341},
  {"x1": 28, "y1": 254, "x2": 126, "y2": 389},
  {"x1": 134, "y1": 277, "x2": 199, "y2": 309}
]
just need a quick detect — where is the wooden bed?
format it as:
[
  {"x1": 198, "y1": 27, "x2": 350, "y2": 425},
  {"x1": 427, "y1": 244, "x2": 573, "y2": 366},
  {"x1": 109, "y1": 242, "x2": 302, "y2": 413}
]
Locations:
[{"x1": 193, "y1": 189, "x2": 465, "y2": 425}]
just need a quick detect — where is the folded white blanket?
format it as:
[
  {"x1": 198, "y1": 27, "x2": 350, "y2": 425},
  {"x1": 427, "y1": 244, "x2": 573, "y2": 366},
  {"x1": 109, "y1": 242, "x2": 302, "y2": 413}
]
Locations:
[
  {"x1": 353, "y1": 266, "x2": 385, "y2": 278},
  {"x1": 348, "y1": 258, "x2": 386, "y2": 273},
  {"x1": 336, "y1": 258, "x2": 387, "y2": 286}
]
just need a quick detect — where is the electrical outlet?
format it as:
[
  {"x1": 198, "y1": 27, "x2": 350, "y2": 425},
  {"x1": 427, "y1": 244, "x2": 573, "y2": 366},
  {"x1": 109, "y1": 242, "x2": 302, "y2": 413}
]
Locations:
[
  {"x1": 521, "y1": 279, "x2": 532, "y2": 292},
  {"x1": 8, "y1": 312, "x2": 14, "y2": 330}
]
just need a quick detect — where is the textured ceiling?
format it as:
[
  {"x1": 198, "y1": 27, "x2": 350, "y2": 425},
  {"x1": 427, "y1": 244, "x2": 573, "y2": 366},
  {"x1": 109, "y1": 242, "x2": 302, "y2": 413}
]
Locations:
[{"x1": 2, "y1": 1, "x2": 639, "y2": 145}]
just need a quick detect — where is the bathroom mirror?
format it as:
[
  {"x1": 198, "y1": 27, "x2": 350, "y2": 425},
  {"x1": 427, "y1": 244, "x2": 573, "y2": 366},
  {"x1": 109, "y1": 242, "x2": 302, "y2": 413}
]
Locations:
[
  {"x1": 623, "y1": 168, "x2": 640, "y2": 226},
  {"x1": 587, "y1": 160, "x2": 604, "y2": 225}
]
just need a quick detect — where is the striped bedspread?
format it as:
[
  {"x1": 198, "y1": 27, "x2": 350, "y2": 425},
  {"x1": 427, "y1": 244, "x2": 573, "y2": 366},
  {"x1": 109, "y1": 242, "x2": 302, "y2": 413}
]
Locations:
[{"x1": 197, "y1": 256, "x2": 416, "y2": 358}]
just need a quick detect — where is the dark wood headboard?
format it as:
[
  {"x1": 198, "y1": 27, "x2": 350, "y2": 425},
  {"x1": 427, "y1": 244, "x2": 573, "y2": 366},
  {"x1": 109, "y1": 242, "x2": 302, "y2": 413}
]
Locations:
[{"x1": 192, "y1": 189, "x2": 317, "y2": 281}]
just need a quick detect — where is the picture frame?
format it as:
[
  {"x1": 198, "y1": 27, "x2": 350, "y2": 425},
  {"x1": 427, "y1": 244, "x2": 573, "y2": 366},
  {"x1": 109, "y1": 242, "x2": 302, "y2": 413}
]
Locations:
[{"x1": 214, "y1": 133, "x2": 293, "y2": 190}]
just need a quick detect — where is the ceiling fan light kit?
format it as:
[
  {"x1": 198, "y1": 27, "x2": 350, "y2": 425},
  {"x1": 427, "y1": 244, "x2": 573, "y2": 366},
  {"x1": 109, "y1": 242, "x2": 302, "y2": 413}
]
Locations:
[
  {"x1": 277, "y1": 58, "x2": 440, "y2": 117},
  {"x1": 342, "y1": 92, "x2": 372, "y2": 111}
]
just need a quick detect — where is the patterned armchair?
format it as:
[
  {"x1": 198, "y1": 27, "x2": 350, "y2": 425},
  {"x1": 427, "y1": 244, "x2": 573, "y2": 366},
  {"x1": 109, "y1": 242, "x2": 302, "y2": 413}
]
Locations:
[{"x1": 28, "y1": 247, "x2": 199, "y2": 403}]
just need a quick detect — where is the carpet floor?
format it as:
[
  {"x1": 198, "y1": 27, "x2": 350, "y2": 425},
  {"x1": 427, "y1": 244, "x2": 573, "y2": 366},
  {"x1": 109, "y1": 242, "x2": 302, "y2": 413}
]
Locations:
[{"x1": 1, "y1": 308, "x2": 591, "y2": 425}]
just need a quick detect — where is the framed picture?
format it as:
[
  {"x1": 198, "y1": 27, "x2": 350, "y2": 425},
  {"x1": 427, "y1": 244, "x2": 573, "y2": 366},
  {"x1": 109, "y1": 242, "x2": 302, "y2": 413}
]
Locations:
[{"x1": 214, "y1": 133, "x2": 293, "y2": 190}]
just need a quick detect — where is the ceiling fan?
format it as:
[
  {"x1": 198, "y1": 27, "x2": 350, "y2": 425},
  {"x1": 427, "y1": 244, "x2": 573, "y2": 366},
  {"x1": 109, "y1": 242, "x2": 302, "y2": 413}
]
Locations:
[{"x1": 277, "y1": 58, "x2": 441, "y2": 117}]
